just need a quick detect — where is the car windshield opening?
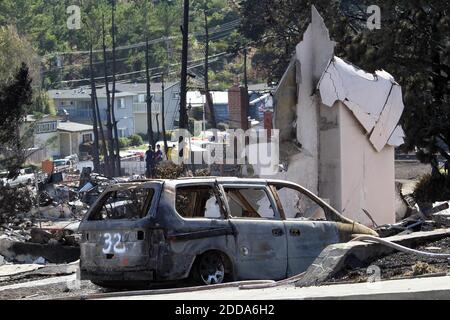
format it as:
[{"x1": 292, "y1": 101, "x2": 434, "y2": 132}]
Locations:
[
  {"x1": 275, "y1": 186, "x2": 327, "y2": 221},
  {"x1": 88, "y1": 187, "x2": 154, "y2": 221}
]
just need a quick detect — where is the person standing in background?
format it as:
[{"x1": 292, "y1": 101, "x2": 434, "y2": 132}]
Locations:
[{"x1": 145, "y1": 145, "x2": 155, "y2": 178}]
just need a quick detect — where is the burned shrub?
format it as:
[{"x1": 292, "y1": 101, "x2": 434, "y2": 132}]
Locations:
[
  {"x1": 413, "y1": 173, "x2": 450, "y2": 205},
  {"x1": 0, "y1": 186, "x2": 34, "y2": 223},
  {"x1": 154, "y1": 162, "x2": 184, "y2": 179}
]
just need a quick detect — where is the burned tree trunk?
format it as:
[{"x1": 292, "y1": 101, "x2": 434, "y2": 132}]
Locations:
[
  {"x1": 89, "y1": 44, "x2": 101, "y2": 173},
  {"x1": 111, "y1": 0, "x2": 121, "y2": 176},
  {"x1": 101, "y1": 12, "x2": 115, "y2": 177},
  {"x1": 94, "y1": 88, "x2": 108, "y2": 172},
  {"x1": 156, "y1": 112, "x2": 161, "y2": 142}
]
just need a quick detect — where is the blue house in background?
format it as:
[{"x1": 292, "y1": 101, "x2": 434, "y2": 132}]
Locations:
[
  {"x1": 186, "y1": 85, "x2": 276, "y2": 127},
  {"x1": 248, "y1": 83, "x2": 276, "y2": 120},
  {"x1": 48, "y1": 82, "x2": 181, "y2": 138}
]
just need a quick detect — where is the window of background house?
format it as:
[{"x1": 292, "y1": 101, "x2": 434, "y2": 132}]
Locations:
[
  {"x1": 138, "y1": 94, "x2": 146, "y2": 103},
  {"x1": 276, "y1": 186, "x2": 326, "y2": 220},
  {"x1": 119, "y1": 128, "x2": 126, "y2": 138},
  {"x1": 224, "y1": 187, "x2": 277, "y2": 219},
  {"x1": 83, "y1": 133, "x2": 93, "y2": 143},
  {"x1": 37, "y1": 122, "x2": 57, "y2": 134},
  {"x1": 176, "y1": 186, "x2": 222, "y2": 219},
  {"x1": 117, "y1": 98, "x2": 125, "y2": 109}
]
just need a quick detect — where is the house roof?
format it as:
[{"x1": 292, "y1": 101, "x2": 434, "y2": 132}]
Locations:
[
  {"x1": 26, "y1": 114, "x2": 61, "y2": 123},
  {"x1": 57, "y1": 121, "x2": 93, "y2": 133},
  {"x1": 248, "y1": 83, "x2": 277, "y2": 92},
  {"x1": 48, "y1": 88, "x2": 136, "y2": 100},
  {"x1": 115, "y1": 82, "x2": 179, "y2": 93},
  {"x1": 187, "y1": 91, "x2": 228, "y2": 106},
  {"x1": 48, "y1": 82, "x2": 180, "y2": 100}
]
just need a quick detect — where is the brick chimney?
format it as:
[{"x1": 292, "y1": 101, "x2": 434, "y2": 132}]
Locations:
[
  {"x1": 228, "y1": 86, "x2": 249, "y2": 130},
  {"x1": 264, "y1": 110, "x2": 274, "y2": 138}
]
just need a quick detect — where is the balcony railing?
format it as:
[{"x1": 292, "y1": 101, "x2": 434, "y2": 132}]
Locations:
[{"x1": 133, "y1": 102, "x2": 162, "y2": 114}]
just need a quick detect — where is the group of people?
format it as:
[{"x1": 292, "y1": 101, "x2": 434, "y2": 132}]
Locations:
[{"x1": 145, "y1": 144, "x2": 163, "y2": 178}]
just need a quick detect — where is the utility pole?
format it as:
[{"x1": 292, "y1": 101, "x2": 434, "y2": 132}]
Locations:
[
  {"x1": 161, "y1": 73, "x2": 169, "y2": 158},
  {"x1": 243, "y1": 47, "x2": 250, "y2": 122},
  {"x1": 179, "y1": 0, "x2": 190, "y2": 130},
  {"x1": 145, "y1": 0, "x2": 154, "y2": 148},
  {"x1": 204, "y1": 4, "x2": 217, "y2": 128}
]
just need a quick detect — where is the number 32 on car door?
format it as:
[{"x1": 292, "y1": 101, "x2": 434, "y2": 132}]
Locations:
[{"x1": 102, "y1": 233, "x2": 126, "y2": 254}]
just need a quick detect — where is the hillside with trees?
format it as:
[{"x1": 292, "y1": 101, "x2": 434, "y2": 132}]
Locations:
[{"x1": 0, "y1": 0, "x2": 251, "y2": 91}]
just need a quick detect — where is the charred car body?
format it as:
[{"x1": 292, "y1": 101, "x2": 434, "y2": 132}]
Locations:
[{"x1": 79, "y1": 178, "x2": 377, "y2": 287}]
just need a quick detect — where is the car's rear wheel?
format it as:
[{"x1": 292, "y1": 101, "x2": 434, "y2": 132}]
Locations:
[{"x1": 193, "y1": 252, "x2": 226, "y2": 285}]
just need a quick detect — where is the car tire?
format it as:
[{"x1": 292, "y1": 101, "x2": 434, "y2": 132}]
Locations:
[{"x1": 193, "y1": 252, "x2": 226, "y2": 286}]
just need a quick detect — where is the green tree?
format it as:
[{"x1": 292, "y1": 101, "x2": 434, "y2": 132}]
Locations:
[
  {"x1": 0, "y1": 64, "x2": 34, "y2": 179},
  {"x1": 0, "y1": 25, "x2": 40, "y2": 86}
]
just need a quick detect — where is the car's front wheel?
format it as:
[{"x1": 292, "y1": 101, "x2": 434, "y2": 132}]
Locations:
[{"x1": 193, "y1": 252, "x2": 226, "y2": 285}]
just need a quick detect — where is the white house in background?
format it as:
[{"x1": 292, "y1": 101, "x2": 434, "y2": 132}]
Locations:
[
  {"x1": 115, "y1": 82, "x2": 181, "y2": 135},
  {"x1": 48, "y1": 88, "x2": 136, "y2": 137},
  {"x1": 48, "y1": 82, "x2": 181, "y2": 138},
  {"x1": 26, "y1": 115, "x2": 93, "y2": 159},
  {"x1": 266, "y1": 6, "x2": 405, "y2": 227}
]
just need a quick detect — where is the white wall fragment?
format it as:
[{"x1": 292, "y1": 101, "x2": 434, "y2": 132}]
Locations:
[
  {"x1": 387, "y1": 125, "x2": 406, "y2": 147},
  {"x1": 369, "y1": 85, "x2": 405, "y2": 151},
  {"x1": 270, "y1": 5, "x2": 405, "y2": 226},
  {"x1": 318, "y1": 56, "x2": 405, "y2": 151}
]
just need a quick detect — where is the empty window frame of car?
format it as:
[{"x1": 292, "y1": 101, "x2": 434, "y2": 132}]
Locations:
[
  {"x1": 272, "y1": 184, "x2": 327, "y2": 221},
  {"x1": 88, "y1": 186, "x2": 154, "y2": 221},
  {"x1": 175, "y1": 185, "x2": 224, "y2": 219},
  {"x1": 223, "y1": 186, "x2": 278, "y2": 219}
]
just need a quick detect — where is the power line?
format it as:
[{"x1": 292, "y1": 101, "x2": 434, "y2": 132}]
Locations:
[
  {"x1": 43, "y1": 20, "x2": 239, "y2": 77},
  {"x1": 44, "y1": 19, "x2": 240, "y2": 58},
  {"x1": 58, "y1": 51, "x2": 233, "y2": 85}
]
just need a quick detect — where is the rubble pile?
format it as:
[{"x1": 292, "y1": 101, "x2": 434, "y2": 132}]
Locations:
[
  {"x1": 377, "y1": 181, "x2": 450, "y2": 237},
  {"x1": 326, "y1": 236, "x2": 450, "y2": 284},
  {"x1": 29, "y1": 228, "x2": 79, "y2": 247}
]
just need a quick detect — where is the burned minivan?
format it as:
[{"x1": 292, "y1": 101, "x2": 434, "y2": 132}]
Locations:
[{"x1": 79, "y1": 178, "x2": 377, "y2": 287}]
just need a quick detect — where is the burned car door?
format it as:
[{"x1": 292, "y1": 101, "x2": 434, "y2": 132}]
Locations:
[
  {"x1": 220, "y1": 184, "x2": 288, "y2": 281},
  {"x1": 166, "y1": 183, "x2": 236, "y2": 281},
  {"x1": 79, "y1": 182, "x2": 162, "y2": 276},
  {"x1": 268, "y1": 183, "x2": 341, "y2": 277}
]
